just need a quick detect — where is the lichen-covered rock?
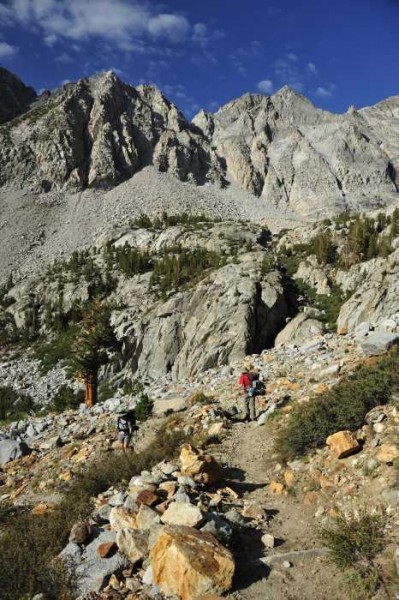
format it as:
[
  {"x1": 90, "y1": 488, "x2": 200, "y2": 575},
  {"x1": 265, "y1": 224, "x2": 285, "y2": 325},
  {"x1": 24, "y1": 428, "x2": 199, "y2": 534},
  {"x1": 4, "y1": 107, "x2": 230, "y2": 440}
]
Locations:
[
  {"x1": 109, "y1": 507, "x2": 138, "y2": 531},
  {"x1": 116, "y1": 528, "x2": 149, "y2": 564},
  {"x1": 376, "y1": 443, "x2": 399, "y2": 463},
  {"x1": 150, "y1": 525, "x2": 235, "y2": 600}
]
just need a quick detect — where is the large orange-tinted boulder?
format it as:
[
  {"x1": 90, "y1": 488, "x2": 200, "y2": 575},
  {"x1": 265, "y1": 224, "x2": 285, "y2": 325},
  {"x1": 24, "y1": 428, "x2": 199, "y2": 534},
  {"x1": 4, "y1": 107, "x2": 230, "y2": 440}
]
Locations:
[
  {"x1": 179, "y1": 444, "x2": 222, "y2": 485},
  {"x1": 150, "y1": 525, "x2": 234, "y2": 600},
  {"x1": 326, "y1": 431, "x2": 360, "y2": 459}
]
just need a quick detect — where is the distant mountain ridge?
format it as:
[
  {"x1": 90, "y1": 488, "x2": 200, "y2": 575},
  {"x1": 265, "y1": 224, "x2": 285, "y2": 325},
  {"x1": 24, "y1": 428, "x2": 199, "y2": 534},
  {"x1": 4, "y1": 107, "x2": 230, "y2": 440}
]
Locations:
[
  {"x1": 0, "y1": 68, "x2": 399, "y2": 217},
  {"x1": 0, "y1": 67, "x2": 36, "y2": 124}
]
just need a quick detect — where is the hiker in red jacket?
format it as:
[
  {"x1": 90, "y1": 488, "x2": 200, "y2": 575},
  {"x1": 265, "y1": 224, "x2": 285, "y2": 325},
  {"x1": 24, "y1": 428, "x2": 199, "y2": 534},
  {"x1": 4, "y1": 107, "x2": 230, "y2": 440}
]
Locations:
[{"x1": 238, "y1": 369, "x2": 256, "y2": 421}]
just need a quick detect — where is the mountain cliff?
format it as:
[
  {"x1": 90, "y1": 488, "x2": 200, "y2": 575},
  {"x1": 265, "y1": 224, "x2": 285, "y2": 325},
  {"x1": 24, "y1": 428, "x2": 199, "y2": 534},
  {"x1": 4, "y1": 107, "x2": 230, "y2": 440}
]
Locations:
[
  {"x1": 0, "y1": 67, "x2": 36, "y2": 125},
  {"x1": 1, "y1": 68, "x2": 399, "y2": 218},
  {"x1": 0, "y1": 70, "x2": 224, "y2": 192},
  {"x1": 193, "y1": 88, "x2": 399, "y2": 217}
]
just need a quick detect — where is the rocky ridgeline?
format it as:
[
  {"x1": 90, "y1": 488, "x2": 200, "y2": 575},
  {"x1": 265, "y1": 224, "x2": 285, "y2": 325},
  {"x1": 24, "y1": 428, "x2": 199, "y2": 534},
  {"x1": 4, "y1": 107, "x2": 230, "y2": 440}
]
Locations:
[
  {"x1": 1, "y1": 68, "x2": 399, "y2": 219},
  {"x1": 0, "y1": 67, "x2": 36, "y2": 125},
  {"x1": 0, "y1": 70, "x2": 224, "y2": 193},
  {"x1": 193, "y1": 89, "x2": 399, "y2": 218}
]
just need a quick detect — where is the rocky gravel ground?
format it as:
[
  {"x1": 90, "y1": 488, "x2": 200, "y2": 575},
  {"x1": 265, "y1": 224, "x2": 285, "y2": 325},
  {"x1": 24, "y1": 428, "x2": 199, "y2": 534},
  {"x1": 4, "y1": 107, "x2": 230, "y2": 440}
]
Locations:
[
  {"x1": 1, "y1": 329, "x2": 399, "y2": 599},
  {"x1": 0, "y1": 166, "x2": 304, "y2": 284}
]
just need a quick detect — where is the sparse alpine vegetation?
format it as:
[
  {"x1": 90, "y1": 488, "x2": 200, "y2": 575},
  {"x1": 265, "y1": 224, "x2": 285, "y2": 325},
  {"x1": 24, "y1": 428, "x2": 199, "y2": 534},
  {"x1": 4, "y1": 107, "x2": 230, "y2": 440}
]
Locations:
[
  {"x1": 275, "y1": 348, "x2": 399, "y2": 460},
  {"x1": 320, "y1": 510, "x2": 387, "y2": 599}
]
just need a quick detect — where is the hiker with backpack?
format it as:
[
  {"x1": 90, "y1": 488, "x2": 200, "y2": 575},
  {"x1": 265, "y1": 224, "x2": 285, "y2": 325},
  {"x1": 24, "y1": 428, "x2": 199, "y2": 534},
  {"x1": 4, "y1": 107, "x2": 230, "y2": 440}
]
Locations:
[
  {"x1": 116, "y1": 409, "x2": 138, "y2": 450},
  {"x1": 238, "y1": 368, "x2": 266, "y2": 422},
  {"x1": 239, "y1": 368, "x2": 256, "y2": 421}
]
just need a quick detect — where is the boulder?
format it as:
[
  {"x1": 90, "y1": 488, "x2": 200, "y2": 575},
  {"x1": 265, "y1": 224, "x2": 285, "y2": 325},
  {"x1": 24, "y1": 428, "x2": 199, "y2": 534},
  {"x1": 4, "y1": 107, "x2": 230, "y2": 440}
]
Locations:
[
  {"x1": 275, "y1": 313, "x2": 324, "y2": 347},
  {"x1": 262, "y1": 533, "x2": 275, "y2": 549},
  {"x1": 116, "y1": 528, "x2": 149, "y2": 564},
  {"x1": 359, "y1": 333, "x2": 399, "y2": 356},
  {"x1": 136, "y1": 489, "x2": 159, "y2": 507},
  {"x1": 326, "y1": 431, "x2": 360, "y2": 459},
  {"x1": 376, "y1": 444, "x2": 399, "y2": 463},
  {"x1": 161, "y1": 502, "x2": 204, "y2": 528},
  {"x1": 150, "y1": 525, "x2": 235, "y2": 600},
  {"x1": 74, "y1": 528, "x2": 128, "y2": 595},
  {"x1": 109, "y1": 506, "x2": 138, "y2": 531},
  {"x1": 69, "y1": 521, "x2": 91, "y2": 545},
  {"x1": 39, "y1": 435, "x2": 63, "y2": 450},
  {"x1": 97, "y1": 542, "x2": 117, "y2": 559},
  {"x1": 0, "y1": 439, "x2": 29, "y2": 465},
  {"x1": 180, "y1": 444, "x2": 222, "y2": 485},
  {"x1": 136, "y1": 504, "x2": 161, "y2": 530}
]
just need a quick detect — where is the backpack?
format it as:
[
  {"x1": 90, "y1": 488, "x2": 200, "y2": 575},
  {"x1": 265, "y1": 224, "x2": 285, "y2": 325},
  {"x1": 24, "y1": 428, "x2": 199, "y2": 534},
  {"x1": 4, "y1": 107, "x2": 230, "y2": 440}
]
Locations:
[
  {"x1": 253, "y1": 379, "x2": 266, "y2": 396},
  {"x1": 117, "y1": 411, "x2": 137, "y2": 434},
  {"x1": 248, "y1": 373, "x2": 265, "y2": 396}
]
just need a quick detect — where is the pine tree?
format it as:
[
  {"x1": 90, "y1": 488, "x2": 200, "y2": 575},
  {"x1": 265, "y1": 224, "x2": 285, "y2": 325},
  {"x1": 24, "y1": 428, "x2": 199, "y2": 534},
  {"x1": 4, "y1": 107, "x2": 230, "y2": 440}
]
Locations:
[{"x1": 68, "y1": 300, "x2": 118, "y2": 407}]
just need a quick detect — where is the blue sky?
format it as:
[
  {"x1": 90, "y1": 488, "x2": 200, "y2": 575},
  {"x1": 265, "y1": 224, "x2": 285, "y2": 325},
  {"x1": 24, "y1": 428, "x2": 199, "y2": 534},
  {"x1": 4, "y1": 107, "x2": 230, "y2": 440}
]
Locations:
[{"x1": 0, "y1": 0, "x2": 398, "y2": 118}]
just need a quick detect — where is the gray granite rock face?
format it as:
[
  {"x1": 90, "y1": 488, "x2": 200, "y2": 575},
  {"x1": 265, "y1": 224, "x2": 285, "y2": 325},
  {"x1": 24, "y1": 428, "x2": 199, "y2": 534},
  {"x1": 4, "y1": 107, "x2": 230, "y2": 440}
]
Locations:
[
  {"x1": 193, "y1": 88, "x2": 399, "y2": 217},
  {"x1": 337, "y1": 248, "x2": 399, "y2": 331},
  {"x1": 359, "y1": 333, "x2": 399, "y2": 356},
  {"x1": 1, "y1": 68, "x2": 399, "y2": 218},
  {"x1": 0, "y1": 71, "x2": 224, "y2": 193},
  {"x1": 0, "y1": 439, "x2": 30, "y2": 465}
]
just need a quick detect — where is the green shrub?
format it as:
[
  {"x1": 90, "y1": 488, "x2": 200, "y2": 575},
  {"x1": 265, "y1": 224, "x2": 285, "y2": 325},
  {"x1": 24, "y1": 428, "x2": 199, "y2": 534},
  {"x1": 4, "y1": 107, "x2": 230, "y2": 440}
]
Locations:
[
  {"x1": 293, "y1": 278, "x2": 351, "y2": 330},
  {"x1": 122, "y1": 378, "x2": 143, "y2": 396},
  {"x1": 339, "y1": 568, "x2": 380, "y2": 600},
  {"x1": 320, "y1": 510, "x2": 386, "y2": 599},
  {"x1": 260, "y1": 255, "x2": 275, "y2": 276},
  {"x1": 98, "y1": 380, "x2": 117, "y2": 402},
  {"x1": 135, "y1": 393, "x2": 154, "y2": 422},
  {"x1": 275, "y1": 349, "x2": 399, "y2": 460},
  {"x1": 320, "y1": 510, "x2": 385, "y2": 570},
  {"x1": 0, "y1": 386, "x2": 33, "y2": 421},
  {"x1": 130, "y1": 212, "x2": 219, "y2": 230},
  {"x1": 51, "y1": 385, "x2": 84, "y2": 413},
  {"x1": 0, "y1": 311, "x2": 19, "y2": 346},
  {"x1": 104, "y1": 243, "x2": 152, "y2": 278},
  {"x1": 188, "y1": 390, "x2": 214, "y2": 406},
  {"x1": 150, "y1": 246, "x2": 224, "y2": 295},
  {"x1": 0, "y1": 274, "x2": 15, "y2": 308}
]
